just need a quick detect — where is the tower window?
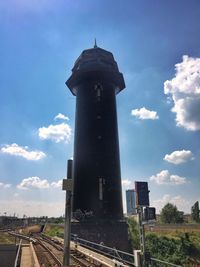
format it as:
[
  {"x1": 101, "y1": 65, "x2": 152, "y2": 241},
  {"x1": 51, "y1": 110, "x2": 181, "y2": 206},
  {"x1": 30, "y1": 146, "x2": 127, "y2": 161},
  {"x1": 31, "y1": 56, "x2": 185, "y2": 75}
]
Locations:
[
  {"x1": 94, "y1": 83, "x2": 103, "y2": 98},
  {"x1": 99, "y1": 178, "x2": 103, "y2": 200}
]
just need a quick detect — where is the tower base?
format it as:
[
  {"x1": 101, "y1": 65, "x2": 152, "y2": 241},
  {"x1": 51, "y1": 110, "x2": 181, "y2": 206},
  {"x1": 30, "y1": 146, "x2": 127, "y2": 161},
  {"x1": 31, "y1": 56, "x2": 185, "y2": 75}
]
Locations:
[{"x1": 71, "y1": 220, "x2": 131, "y2": 252}]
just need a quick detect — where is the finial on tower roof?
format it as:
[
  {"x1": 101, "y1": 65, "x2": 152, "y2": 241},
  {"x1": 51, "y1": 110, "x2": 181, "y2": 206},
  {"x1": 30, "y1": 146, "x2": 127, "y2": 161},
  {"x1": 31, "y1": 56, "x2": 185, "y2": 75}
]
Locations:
[{"x1": 94, "y1": 38, "x2": 97, "y2": 48}]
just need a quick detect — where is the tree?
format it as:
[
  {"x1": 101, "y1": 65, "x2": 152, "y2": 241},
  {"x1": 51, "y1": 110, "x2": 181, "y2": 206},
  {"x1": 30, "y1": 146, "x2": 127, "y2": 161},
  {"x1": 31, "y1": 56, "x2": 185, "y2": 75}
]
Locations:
[
  {"x1": 160, "y1": 203, "x2": 184, "y2": 224},
  {"x1": 191, "y1": 201, "x2": 200, "y2": 223}
]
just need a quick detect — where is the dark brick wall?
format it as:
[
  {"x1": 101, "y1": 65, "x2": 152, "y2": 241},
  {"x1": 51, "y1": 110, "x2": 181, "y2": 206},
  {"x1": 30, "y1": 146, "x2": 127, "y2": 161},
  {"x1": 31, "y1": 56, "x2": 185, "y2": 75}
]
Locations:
[{"x1": 71, "y1": 220, "x2": 131, "y2": 252}]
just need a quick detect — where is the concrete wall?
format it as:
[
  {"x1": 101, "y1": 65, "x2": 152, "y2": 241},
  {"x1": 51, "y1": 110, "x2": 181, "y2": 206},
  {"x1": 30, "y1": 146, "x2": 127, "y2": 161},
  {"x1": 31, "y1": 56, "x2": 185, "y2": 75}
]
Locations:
[{"x1": 0, "y1": 244, "x2": 17, "y2": 267}]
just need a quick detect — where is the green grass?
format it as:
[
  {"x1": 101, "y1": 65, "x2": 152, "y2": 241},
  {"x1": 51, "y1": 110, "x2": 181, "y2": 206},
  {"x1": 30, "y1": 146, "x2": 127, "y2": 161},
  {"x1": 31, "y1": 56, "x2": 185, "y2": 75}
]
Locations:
[
  {"x1": 44, "y1": 225, "x2": 64, "y2": 237},
  {"x1": 0, "y1": 233, "x2": 15, "y2": 244}
]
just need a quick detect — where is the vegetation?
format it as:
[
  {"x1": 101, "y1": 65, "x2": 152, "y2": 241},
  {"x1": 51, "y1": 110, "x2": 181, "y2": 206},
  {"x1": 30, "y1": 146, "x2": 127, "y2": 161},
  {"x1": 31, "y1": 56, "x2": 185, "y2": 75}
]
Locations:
[
  {"x1": 127, "y1": 217, "x2": 200, "y2": 266},
  {"x1": 146, "y1": 232, "x2": 198, "y2": 266},
  {"x1": 127, "y1": 217, "x2": 140, "y2": 249},
  {"x1": 44, "y1": 224, "x2": 64, "y2": 237},
  {"x1": 160, "y1": 203, "x2": 184, "y2": 224},
  {"x1": 0, "y1": 233, "x2": 15, "y2": 244},
  {"x1": 191, "y1": 201, "x2": 200, "y2": 223}
]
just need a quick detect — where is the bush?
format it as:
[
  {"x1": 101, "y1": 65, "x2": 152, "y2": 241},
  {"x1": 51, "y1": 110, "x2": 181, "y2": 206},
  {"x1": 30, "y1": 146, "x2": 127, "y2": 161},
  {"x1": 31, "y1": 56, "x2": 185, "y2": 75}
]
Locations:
[
  {"x1": 127, "y1": 217, "x2": 140, "y2": 249},
  {"x1": 146, "y1": 233, "x2": 196, "y2": 266}
]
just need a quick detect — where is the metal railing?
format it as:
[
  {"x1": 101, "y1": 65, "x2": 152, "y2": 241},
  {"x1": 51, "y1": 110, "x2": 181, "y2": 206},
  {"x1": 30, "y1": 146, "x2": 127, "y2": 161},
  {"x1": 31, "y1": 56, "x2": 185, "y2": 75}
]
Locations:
[
  {"x1": 14, "y1": 240, "x2": 22, "y2": 267},
  {"x1": 70, "y1": 234, "x2": 183, "y2": 267},
  {"x1": 71, "y1": 234, "x2": 136, "y2": 266},
  {"x1": 150, "y1": 257, "x2": 182, "y2": 267}
]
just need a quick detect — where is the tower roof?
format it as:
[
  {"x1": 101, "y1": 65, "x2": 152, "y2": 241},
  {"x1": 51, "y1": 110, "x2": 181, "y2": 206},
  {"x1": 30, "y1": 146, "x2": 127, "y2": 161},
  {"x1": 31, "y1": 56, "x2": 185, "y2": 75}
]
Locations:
[
  {"x1": 66, "y1": 45, "x2": 125, "y2": 95},
  {"x1": 72, "y1": 46, "x2": 119, "y2": 73}
]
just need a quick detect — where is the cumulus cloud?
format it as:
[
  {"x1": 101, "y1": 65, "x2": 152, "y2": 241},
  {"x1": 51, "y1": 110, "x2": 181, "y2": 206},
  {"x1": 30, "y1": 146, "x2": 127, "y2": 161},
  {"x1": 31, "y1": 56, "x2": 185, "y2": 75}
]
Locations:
[
  {"x1": 152, "y1": 194, "x2": 190, "y2": 213},
  {"x1": 1, "y1": 143, "x2": 46, "y2": 161},
  {"x1": 38, "y1": 123, "x2": 72, "y2": 143},
  {"x1": 17, "y1": 177, "x2": 50, "y2": 190},
  {"x1": 164, "y1": 150, "x2": 194, "y2": 164},
  {"x1": 122, "y1": 179, "x2": 132, "y2": 187},
  {"x1": 164, "y1": 55, "x2": 200, "y2": 131},
  {"x1": 0, "y1": 182, "x2": 11, "y2": 189},
  {"x1": 150, "y1": 170, "x2": 186, "y2": 185},
  {"x1": 17, "y1": 177, "x2": 64, "y2": 190},
  {"x1": 131, "y1": 107, "x2": 159, "y2": 120},
  {"x1": 54, "y1": 113, "x2": 69, "y2": 121},
  {"x1": 51, "y1": 180, "x2": 62, "y2": 188}
]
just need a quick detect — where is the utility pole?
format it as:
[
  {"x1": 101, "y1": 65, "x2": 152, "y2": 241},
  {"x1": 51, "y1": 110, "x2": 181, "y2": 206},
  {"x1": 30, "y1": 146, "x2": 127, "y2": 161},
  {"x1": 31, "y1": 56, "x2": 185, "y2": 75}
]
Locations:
[{"x1": 63, "y1": 159, "x2": 73, "y2": 267}]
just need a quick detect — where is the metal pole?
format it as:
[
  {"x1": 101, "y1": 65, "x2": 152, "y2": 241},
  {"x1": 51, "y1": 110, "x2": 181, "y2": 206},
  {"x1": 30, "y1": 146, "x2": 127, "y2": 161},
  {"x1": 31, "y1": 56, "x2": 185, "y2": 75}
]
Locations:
[
  {"x1": 138, "y1": 206, "x2": 146, "y2": 267},
  {"x1": 63, "y1": 159, "x2": 73, "y2": 267},
  {"x1": 63, "y1": 190, "x2": 72, "y2": 267}
]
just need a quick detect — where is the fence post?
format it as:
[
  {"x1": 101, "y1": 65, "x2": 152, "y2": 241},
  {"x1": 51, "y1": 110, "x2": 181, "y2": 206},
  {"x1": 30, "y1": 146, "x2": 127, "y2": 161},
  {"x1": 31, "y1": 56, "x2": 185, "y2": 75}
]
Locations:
[{"x1": 134, "y1": 250, "x2": 142, "y2": 267}]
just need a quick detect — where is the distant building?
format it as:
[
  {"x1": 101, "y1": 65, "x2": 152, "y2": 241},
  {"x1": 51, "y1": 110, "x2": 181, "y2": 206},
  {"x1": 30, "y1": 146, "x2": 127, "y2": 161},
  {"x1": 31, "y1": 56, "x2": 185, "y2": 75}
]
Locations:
[{"x1": 126, "y1": 189, "x2": 137, "y2": 215}]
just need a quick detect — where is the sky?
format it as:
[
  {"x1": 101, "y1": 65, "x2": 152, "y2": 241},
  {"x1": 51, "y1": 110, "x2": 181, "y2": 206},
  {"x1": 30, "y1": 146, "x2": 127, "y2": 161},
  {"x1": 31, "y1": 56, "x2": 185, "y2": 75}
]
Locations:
[{"x1": 0, "y1": 0, "x2": 200, "y2": 217}]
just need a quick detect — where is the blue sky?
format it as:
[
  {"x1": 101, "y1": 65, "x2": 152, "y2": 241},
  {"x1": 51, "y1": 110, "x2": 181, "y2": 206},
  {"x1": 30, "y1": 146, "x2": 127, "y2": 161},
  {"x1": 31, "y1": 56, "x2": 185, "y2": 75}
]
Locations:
[{"x1": 0, "y1": 0, "x2": 200, "y2": 217}]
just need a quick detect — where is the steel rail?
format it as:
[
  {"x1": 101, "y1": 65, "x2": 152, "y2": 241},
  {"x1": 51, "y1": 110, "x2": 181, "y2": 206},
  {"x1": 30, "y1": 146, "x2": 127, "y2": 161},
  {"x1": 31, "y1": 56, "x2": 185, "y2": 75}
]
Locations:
[
  {"x1": 39, "y1": 234, "x2": 63, "y2": 251},
  {"x1": 8, "y1": 231, "x2": 37, "y2": 244},
  {"x1": 71, "y1": 253, "x2": 95, "y2": 267},
  {"x1": 36, "y1": 238, "x2": 62, "y2": 266},
  {"x1": 150, "y1": 257, "x2": 182, "y2": 267},
  {"x1": 74, "y1": 236, "x2": 135, "y2": 258},
  {"x1": 14, "y1": 239, "x2": 22, "y2": 267},
  {"x1": 74, "y1": 240, "x2": 135, "y2": 266},
  {"x1": 38, "y1": 235, "x2": 97, "y2": 267}
]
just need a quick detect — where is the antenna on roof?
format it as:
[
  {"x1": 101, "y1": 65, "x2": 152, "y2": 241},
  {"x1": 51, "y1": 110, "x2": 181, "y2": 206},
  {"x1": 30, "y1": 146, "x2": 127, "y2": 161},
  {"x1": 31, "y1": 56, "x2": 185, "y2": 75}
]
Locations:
[{"x1": 94, "y1": 38, "x2": 98, "y2": 48}]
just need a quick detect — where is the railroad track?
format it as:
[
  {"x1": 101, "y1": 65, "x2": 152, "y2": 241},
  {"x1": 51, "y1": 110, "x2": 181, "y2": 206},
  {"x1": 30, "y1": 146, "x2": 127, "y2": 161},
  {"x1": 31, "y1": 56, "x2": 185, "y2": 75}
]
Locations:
[
  {"x1": 9, "y1": 231, "x2": 123, "y2": 267},
  {"x1": 71, "y1": 252, "x2": 97, "y2": 267},
  {"x1": 33, "y1": 235, "x2": 63, "y2": 267},
  {"x1": 34, "y1": 234, "x2": 97, "y2": 267}
]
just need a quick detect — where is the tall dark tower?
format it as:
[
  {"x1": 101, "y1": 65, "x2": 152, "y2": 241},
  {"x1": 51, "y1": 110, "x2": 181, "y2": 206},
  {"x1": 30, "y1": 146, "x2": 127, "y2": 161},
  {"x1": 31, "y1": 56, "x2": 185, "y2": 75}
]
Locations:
[{"x1": 66, "y1": 43, "x2": 129, "y2": 250}]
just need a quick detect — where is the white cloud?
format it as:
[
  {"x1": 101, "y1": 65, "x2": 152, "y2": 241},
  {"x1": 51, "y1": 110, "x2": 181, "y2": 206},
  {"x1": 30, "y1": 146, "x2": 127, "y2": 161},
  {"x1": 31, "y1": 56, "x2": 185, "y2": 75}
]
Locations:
[
  {"x1": 17, "y1": 177, "x2": 50, "y2": 190},
  {"x1": 131, "y1": 107, "x2": 159, "y2": 120},
  {"x1": 0, "y1": 182, "x2": 11, "y2": 189},
  {"x1": 164, "y1": 55, "x2": 200, "y2": 131},
  {"x1": 150, "y1": 170, "x2": 186, "y2": 185},
  {"x1": 164, "y1": 150, "x2": 194, "y2": 164},
  {"x1": 122, "y1": 179, "x2": 132, "y2": 187},
  {"x1": 51, "y1": 180, "x2": 62, "y2": 188},
  {"x1": 1, "y1": 143, "x2": 46, "y2": 161},
  {"x1": 38, "y1": 123, "x2": 72, "y2": 143},
  {"x1": 54, "y1": 113, "x2": 69, "y2": 121},
  {"x1": 152, "y1": 194, "x2": 190, "y2": 213},
  {"x1": 17, "y1": 177, "x2": 64, "y2": 190}
]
